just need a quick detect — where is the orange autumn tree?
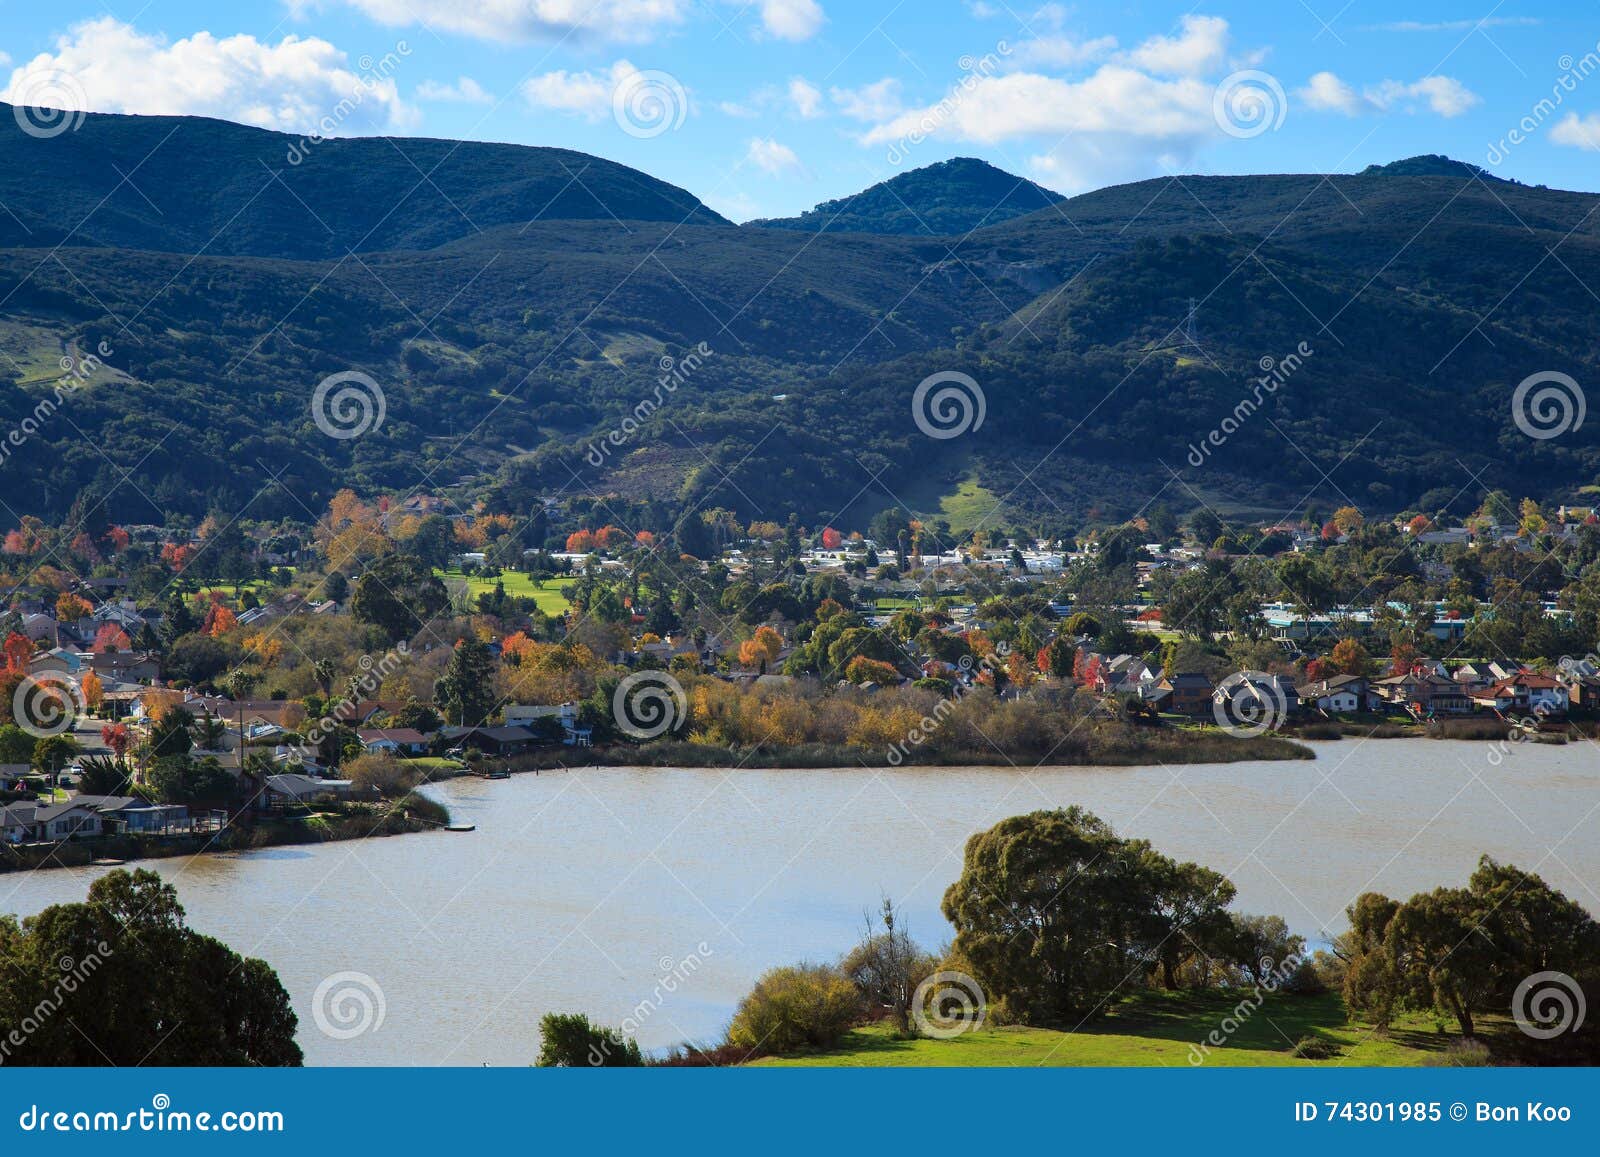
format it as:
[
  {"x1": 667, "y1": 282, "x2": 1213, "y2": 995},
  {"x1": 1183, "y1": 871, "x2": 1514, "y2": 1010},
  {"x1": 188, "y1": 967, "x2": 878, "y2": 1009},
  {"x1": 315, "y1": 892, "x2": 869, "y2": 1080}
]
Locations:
[
  {"x1": 92, "y1": 624, "x2": 132, "y2": 652},
  {"x1": 80, "y1": 670, "x2": 103, "y2": 710},
  {"x1": 201, "y1": 604, "x2": 238, "y2": 636},
  {"x1": 738, "y1": 626, "x2": 785, "y2": 674},
  {"x1": 3, "y1": 631, "x2": 33, "y2": 673},
  {"x1": 820, "y1": 527, "x2": 843, "y2": 550},
  {"x1": 55, "y1": 593, "x2": 93, "y2": 622}
]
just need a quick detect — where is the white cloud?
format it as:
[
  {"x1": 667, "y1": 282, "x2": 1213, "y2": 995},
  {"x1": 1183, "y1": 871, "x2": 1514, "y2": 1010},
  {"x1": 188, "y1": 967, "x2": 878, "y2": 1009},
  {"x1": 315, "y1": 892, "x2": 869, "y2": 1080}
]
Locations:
[
  {"x1": 788, "y1": 76, "x2": 823, "y2": 118},
  {"x1": 1368, "y1": 17, "x2": 1541, "y2": 32},
  {"x1": 311, "y1": 0, "x2": 689, "y2": 44},
  {"x1": 522, "y1": 59, "x2": 641, "y2": 121},
  {"x1": 1550, "y1": 112, "x2": 1600, "y2": 151},
  {"x1": 830, "y1": 77, "x2": 902, "y2": 122},
  {"x1": 746, "y1": 136, "x2": 804, "y2": 175},
  {"x1": 758, "y1": 0, "x2": 825, "y2": 42},
  {"x1": 1123, "y1": 14, "x2": 1228, "y2": 77},
  {"x1": 1297, "y1": 71, "x2": 1374, "y2": 116},
  {"x1": 1297, "y1": 71, "x2": 1479, "y2": 118},
  {"x1": 1009, "y1": 34, "x2": 1118, "y2": 70},
  {"x1": 417, "y1": 76, "x2": 494, "y2": 103},
  {"x1": 1, "y1": 17, "x2": 415, "y2": 135}
]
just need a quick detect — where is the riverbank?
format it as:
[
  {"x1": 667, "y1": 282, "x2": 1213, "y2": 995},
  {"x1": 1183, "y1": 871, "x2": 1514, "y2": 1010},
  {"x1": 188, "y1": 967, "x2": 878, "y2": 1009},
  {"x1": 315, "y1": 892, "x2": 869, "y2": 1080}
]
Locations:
[
  {"x1": 514, "y1": 731, "x2": 1314, "y2": 770},
  {"x1": 0, "y1": 793, "x2": 447, "y2": 875}
]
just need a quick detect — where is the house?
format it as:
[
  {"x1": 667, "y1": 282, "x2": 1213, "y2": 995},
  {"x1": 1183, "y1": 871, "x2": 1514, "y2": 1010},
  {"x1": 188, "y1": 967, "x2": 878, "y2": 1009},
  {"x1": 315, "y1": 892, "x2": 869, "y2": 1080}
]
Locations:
[
  {"x1": 72, "y1": 796, "x2": 191, "y2": 836},
  {"x1": 30, "y1": 803, "x2": 103, "y2": 841},
  {"x1": 500, "y1": 704, "x2": 596, "y2": 747},
  {"x1": 1214, "y1": 671, "x2": 1300, "y2": 719},
  {"x1": 86, "y1": 650, "x2": 161, "y2": 683},
  {"x1": 1373, "y1": 672, "x2": 1476, "y2": 715},
  {"x1": 1, "y1": 804, "x2": 39, "y2": 844},
  {"x1": 261, "y1": 774, "x2": 352, "y2": 807},
  {"x1": 1471, "y1": 674, "x2": 1569, "y2": 717},
  {"x1": 1165, "y1": 672, "x2": 1215, "y2": 715},
  {"x1": 357, "y1": 728, "x2": 430, "y2": 756},
  {"x1": 441, "y1": 725, "x2": 540, "y2": 755},
  {"x1": 1297, "y1": 674, "x2": 1369, "y2": 713}
]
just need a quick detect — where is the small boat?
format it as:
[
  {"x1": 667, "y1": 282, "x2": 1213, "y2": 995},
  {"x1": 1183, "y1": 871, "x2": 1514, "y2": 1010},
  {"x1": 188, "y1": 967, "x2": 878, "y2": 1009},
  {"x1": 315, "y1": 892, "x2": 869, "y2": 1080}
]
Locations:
[
  {"x1": 444, "y1": 822, "x2": 476, "y2": 832},
  {"x1": 92, "y1": 858, "x2": 126, "y2": 866},
  {"x1": 486, "y1": 770, "x2": 510, "y2": 780}
]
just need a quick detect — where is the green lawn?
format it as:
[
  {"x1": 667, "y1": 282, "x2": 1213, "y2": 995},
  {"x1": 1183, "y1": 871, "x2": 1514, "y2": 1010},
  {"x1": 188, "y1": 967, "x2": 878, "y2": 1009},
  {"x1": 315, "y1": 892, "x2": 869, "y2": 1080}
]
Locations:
[
  {"x1": 759, "y1": 991, "x2": 1486, "y2": 1067},
  {"x1": 436, "y1": 569, "x2": 574, "y2": 614}
]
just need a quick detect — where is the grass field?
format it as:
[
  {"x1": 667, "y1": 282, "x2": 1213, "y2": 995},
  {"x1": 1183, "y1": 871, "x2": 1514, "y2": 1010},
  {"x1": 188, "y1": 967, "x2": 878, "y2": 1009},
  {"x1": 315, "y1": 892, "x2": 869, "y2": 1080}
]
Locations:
[
  {"x1": 759, "y1": 991, "x2": 1488, "y2": 1067},
  {"x1": 436, "y1": 569, "x2": 574, "y2": 614}
]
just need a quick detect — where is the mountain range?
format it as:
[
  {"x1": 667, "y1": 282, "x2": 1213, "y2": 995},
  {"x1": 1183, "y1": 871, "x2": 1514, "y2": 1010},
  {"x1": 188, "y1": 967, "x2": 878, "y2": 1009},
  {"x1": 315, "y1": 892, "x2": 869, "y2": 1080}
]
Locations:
[{"x1": 2, "y1": 104, "x2": 1597, "y2": 537}]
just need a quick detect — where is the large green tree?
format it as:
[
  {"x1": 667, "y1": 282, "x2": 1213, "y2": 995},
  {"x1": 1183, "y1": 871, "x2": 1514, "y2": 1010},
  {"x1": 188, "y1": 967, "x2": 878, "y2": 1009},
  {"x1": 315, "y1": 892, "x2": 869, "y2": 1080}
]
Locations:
[
  {"x1": 0, "y1": 869, "x2": 301, "y2": 1065},
  {"x1": 351, "y1": 552, "x2": 449, "y2": 643}
]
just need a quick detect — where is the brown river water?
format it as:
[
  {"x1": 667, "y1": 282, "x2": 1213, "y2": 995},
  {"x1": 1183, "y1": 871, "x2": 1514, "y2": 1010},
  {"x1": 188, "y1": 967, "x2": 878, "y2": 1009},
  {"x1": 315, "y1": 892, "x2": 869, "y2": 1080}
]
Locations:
[{"x1": 2, "y1": 739, "x2": 1595, "y2": 1065}]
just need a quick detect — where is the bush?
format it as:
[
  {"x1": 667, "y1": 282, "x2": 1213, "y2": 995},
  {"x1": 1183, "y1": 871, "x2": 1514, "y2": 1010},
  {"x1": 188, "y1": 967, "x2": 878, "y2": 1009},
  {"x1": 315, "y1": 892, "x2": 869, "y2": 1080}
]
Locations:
[
  {"x1": 534, "y1": 1012, "x2": 643, "y2": 1067},
  {"x1": 1289, "y1": 1034, "x2": 1341, "y2": 1060},
  {"x1": 1426, "y1": 1039, "x2": 1492, "y2": 1067},
  {"x1": 727, "y1": 963, "x2": 861, "y2": 1056},
  {"x1": 1280, "y1": 959, "x2": 1327, "y2": 996}
]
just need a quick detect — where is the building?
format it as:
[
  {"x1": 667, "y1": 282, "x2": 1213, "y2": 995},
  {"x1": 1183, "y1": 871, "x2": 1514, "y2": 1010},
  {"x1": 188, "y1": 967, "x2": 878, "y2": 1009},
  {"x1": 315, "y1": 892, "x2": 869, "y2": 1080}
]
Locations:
[{"x1": 357, "y1": 728, "x2": 430, "y2": 756}]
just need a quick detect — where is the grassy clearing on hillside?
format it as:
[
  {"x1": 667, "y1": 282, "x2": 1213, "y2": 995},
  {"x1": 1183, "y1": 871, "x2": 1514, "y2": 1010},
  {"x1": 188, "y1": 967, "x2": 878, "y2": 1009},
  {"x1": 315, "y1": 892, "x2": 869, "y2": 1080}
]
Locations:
[
  {"x1": 436, "y1": 569, "x2": 574, "y2": 614},
  {"x1": 759, "y1": 991, "x2": 1492, "y2": 1067}
]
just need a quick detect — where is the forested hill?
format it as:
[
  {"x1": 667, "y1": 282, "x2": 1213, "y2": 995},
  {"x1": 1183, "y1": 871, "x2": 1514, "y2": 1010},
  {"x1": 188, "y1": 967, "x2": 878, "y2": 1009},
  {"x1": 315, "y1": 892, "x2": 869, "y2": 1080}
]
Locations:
[
  {"x1": 0, "y1": 103, "x2": 727, "y2": 258},
  {"x1": 750, "y1": 156, "x2": 1065, "y2": 235},
  {"x1": 2, "y1": 114, "x2": 1599, "y2": 534}
]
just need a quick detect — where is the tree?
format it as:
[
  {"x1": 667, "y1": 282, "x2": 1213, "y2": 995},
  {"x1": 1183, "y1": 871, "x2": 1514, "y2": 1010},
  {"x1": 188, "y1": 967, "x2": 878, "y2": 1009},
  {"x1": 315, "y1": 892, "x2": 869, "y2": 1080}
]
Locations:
[
  {"x1": 0, "y1": 723, "x2": 35, "y2": 765},
  {"x1": 1328, "y1": 638, "x2": 1371, "y2": 677},
  {"x1": 840, "y1": 896, "x2": 938, "y2": 1034},
  {"x1": 148, "y1": 706, "x2": 196, "y2": 758},
  {"x1": 1332, "y1": 506, "x2": 1365, "y2": 534},
  {"x1": 351, "y1": 552, "x2": 448, "y2": 642},
  {"x1": 77, "y1": 754, "x2": 133, "y2": 795},
  {"x1": 943, "y1": 808, "x2": 1151, "y2": 1024},
  {"x1": 434, "y1": 634, "x2": 499, "y2": 726},
  {"x1": 535, "y1": 1012, "x2": 643, "y2": 1067},
  {"x1": 32, "y1": 734, "x2": 80, "y2": 777},
  {"x1": 727, "y1": 964, "x2": 860, "y2": 1055},
  {"x1": 738, "y1": 625, "x2": 784, "y2": 674},
  {"x1": 0, "y1": 869, "x2": 301, "y2": 1065}
]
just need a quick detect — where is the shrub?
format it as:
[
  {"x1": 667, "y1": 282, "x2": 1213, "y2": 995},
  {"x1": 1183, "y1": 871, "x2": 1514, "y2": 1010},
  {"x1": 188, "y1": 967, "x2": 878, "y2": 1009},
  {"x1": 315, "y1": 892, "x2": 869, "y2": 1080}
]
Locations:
[
  {"x1": 535, "y1": 1012, "x2": 643, "y2": 1067},
  {"x1": 1280, "y1": 959, "x2": 1327, "y2": 996},
  {"x1": 1289, "y1": 1034, "x2": 1341, "y2": 1060},
  {"x1": 727, "y1": 963, "x2": 861, "y2": 1056},
  {"x1": 1426, "y1": 1039, "x2": 1492, "y2": 1067}
]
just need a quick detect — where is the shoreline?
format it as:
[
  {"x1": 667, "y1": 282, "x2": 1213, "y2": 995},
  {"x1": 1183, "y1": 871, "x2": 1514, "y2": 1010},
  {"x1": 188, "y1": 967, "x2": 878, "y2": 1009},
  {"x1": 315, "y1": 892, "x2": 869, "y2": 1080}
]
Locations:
[{"x1": 0, "y1": 795, "x2": 445, "y2": 876}]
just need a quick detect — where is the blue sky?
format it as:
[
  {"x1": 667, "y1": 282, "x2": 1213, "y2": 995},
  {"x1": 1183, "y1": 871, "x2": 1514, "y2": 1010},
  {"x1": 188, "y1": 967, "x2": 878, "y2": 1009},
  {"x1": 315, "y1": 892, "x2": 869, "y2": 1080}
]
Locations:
[{"x1": 3, "y1": 2, "x2": 1597, "y2": 221}]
